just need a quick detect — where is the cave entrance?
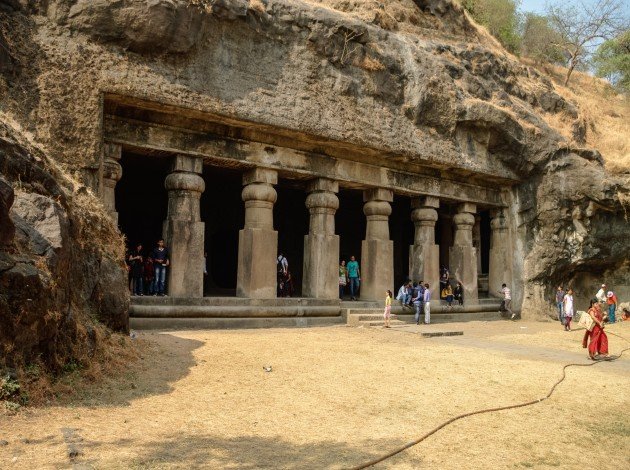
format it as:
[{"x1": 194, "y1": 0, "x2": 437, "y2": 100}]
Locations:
[
  {"x1": 116, "y1": 152, "x2": 169, "y2": 264},
  {"x1": 201, "y1": 166, "x2": 243, "y2": 296},
  {"x1": 336, "y1": 189, "x2": 365, "y2": 299},
  {"x1": 391, "y1": 195, "x2": 413, "y2": 289},
  {"x1": 274, "y1": 181, "x2": 309, "y2": 297},
  {"x1": 479, "y1": 210, "x2": 490, "y2": 276}
]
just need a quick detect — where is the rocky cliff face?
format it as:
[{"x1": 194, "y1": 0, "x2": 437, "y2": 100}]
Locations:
[
  {"x1": 0, "y1": 0, "x2": 628, "y2": 318},
  {"x1": 0, "y1": 119, "x2": 128, "y2": 377}
]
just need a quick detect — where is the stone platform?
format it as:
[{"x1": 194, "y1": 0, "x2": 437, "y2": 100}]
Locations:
[{"x1": 130, "y1": 296, "x2": 503, "y2": 330}]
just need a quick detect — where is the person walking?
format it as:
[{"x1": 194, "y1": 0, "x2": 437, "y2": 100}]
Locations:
[
  {"x1": 423, "y1": 283, "x2": 431, "y2": 324},
  {"x1": 277, "y1": 253, "x2": 289, "y2": 297},
  {"x1": 500, "y1": 283, "x2": 514, "y2": 320},
  {"x1": 563, "y1": 288, "x2": 574, "y2": 331},
  {"x1": 338, "y1": 260, "x2": 348, "y2": 299},
  {"x1": 347, "y1": 255, "x2": 360, "y2": 301},
  {"x1": 555, "y1": 285, "x2": 565, "y2": 325},
  {"x1": 583, "y1": 299, "x2": 609, "y2": 360},
  {"x1": 383, "y1": 290, "x2": 393, "y2": 328},
  {"x1": 151, "y1": 239, "x2": 170, "y2": 296},
  {"x1": 606, "y1": 291, "x2": 618, "y2": 323},
  {"x1": 596, "y1": 284, "x2": 607, "y2": 304},
  {"x1": 128, "y1": 243, "x2": 144, "y2": 296}
]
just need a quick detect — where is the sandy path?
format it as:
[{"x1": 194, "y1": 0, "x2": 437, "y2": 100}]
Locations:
[{"x1": 1, "y1": 321, "x2": 629, "y2": 469}]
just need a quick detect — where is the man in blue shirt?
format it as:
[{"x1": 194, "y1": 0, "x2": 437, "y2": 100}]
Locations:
[{"x1": 346, "y1": 255, "x2": 360, "y2": 301}]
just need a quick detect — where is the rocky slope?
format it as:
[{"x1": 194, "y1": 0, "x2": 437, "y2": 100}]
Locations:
[
  {"x1": 0, "y1": 0, "x2": 628, "y2": 320},
  {"x1": 0, "y1": 117, "x2": 128, "y2": 395}
]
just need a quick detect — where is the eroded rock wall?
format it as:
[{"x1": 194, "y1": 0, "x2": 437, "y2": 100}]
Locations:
[{"x1": 0, "y1": 0, "x2": 628, "y2": 318}]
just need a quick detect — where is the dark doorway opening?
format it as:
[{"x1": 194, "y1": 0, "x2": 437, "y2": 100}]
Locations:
[
  {"x1": 116, "y1": 152, "x2": 169, "y2": 256},
  {"x1": 274, "y1": 182, "x2": 308, "y2": 297},
  {"x1": 201, "y1": 166, "x2": 243, "y2": 295},
  {"x1": 479, "y1": 210, "x2": 491, "y2": 275},
  {"x1": 391, "y1": 196, "x2": 414, "y2": 288},
  {"x1": 336, "y1": 188, "x2": 365, "y2": 271},
  {"x1": 436, "y1": 206, "x2": 454, "y2": 271}
]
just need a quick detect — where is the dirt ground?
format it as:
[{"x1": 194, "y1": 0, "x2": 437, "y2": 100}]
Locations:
[{"x1": 1, "y1": 320, "x2": 629, "y2": 469}]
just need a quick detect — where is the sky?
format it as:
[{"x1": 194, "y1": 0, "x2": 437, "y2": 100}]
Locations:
[{"x1": 520, "y1": 0, "x2": 630, "y2": 14}]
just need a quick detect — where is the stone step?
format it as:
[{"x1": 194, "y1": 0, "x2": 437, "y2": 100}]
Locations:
[
  {"x1": 347, "y1": 308, "x2": 502, "y2": 326},
  {"x1": 130, "y1": 315, "x2": 345, "y2": 330},
  {"x1": 130, "y1": 304, "x2": 341, "y2": 319}
]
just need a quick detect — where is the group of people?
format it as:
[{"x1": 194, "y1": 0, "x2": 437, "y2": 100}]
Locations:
[
  {"x1": 554, "y1": 283, "x2": 620, "y2": 332},
  {"x1": 338, "y1": 256, "x2": 361, "y2": 300},
  {"x1": 126, "y1": 239, "x2": 170, "y2": 296},
  {"x1": 393, "y1": 281, "x2": 432, "y2": 325}
]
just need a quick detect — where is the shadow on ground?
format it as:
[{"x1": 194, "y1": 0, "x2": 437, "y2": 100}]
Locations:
[
  {"x1": 77, "y1": 434, "x2": 421, "y2": 469},
  {"x1": 54, "y1": 332, "x2": 204, "y2": 408}
]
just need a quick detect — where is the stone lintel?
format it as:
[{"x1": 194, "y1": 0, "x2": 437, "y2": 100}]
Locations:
[
  {"x1": 103, "y1": 142, "x2": 122, "y2": 161},
  {"x1": 363, "y1": 188, "x2": 393, "y2": 203},
  {"x1": 457, "y1": 202, "x2": 477, "y2": 214},
  {"x1": 306, "y1": 177, "x2": 338, "y2": 193},
  {"x1": 172, "y1": 154, "x2": 203, "y2": 174},
  {"x1": 243, "y1": 167, "x2": 278, "y2": 186},
  {"x1": 411, "y1": 196, "x2": 440, "y2": 209}
]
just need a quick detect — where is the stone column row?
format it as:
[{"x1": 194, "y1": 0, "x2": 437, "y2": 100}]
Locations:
[{"x1": 100, "y1": 145, "x2": 510, "y2": 303}]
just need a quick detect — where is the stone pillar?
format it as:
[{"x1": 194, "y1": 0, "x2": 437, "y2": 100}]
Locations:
[
  {"x1": 163, "y1": 155, "x2": 205, "y2": 298},
  {"x1": 236, "y1": 168, "x2": 278, "y2": 298},
  {"x1": 474, "y1": 214, "x2": 482, "y2": 274},
  {"x1": 102, "y1": 142, "x2": 122, "y2": 223},
  {"x1": 409, "y1": 196, "x2": 439, "y2": 297},
  {"x1": 489, "y1": 208, "x2": 512, "y2": 297},
  {"x1": 302, "y1": 178, "x2": 340, "y2": 299},
  {"x1": 449, "y1": 202, "x2": 478, "y2": 305},
  {"x1": 360, "y1": 188, "x2": 394, "y2": 301}
]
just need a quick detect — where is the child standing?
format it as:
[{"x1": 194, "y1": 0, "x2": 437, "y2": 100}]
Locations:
[
  {"x1": 384, "y1": 290, "x2": 393, "y2": 328},
  {"x1": 563, "y1": 288, "x2": 574, "y2": 331}
]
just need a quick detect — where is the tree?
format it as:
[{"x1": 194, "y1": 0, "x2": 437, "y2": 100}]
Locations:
[
  {"x1": 463, "y1": 0, "x2": 523, "y2": 54},
  {"x1": 521, "y1": 13, "x2": 565, "y2": 64},
  {"x1": 593, "y1": 30, "x2": 630, "y2": 92},
  {"x1": 546, "y1": 0, "x2": 629, "y2": 86}
]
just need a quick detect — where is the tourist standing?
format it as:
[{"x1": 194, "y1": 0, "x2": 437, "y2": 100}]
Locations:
[
  {"x1": 583, "y1": 299, "x2": 609, "y2": 360},
  {"x1": 500, "y1": 283, "x2": 514, "y2": 320},
  {"x1": 383, "y1": 290, "x2": 393, "y2": 328},
  {"x1": 347, "y1": 255, "x2": 360, "y2": 300},
  {"x1": 423, "y1": 283, "x2": 431, "y2": 324},
  {"x1": 277, "y1": 253, "x2": 289, "y2": 297},
  {"x1": 563, "y1": 288, "x2": 574, "y2": 331},
  {"x1": 338, "y1": 260, "x2": 348, "y2": 299},
  {"x1": 412, "y1": 282, "x2": 422, "y2": 325},
  {"x1": 454, "y1": 281, "x2": 464, "y2": 305},
  {"x1": 606, "y1": 291, "x2": 618, "y2": 323},
  {"x1": 144, "y1": 255, "x2": 155, "y2": 295},
  {"x1": 555, "y1": 286, "x2": 565, "y2": 325},
  {"x1": 596, "y1": 284, "x2": 607, "y2": 304},
  {"x1": 129, "y1": 243, "x2": 144, "y2": 296},
  {"x1": 151, "y1": 239, "x2": 170, "y2": 296}
]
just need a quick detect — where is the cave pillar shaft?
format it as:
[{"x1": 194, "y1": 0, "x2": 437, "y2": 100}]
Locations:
[
  {"x1": 302, "y1": 178, "x2": 339, "y2": 299},
  {"x1": 449, "y1": 202, "x2": 478, "y2": 305},
  {"x1": 237, "y1": 168, "x2": 278, "y2": 299},
  {"x1": 102, "y1": 142, "x2": 122, "y2": 223},
  {"x1": 489, "y1": 208, "x2": 513, "y2": 296},
  {"x1": 409, "y1": 196, "x2": 439, "y2": 297},
  {"x1": 163, "y1": 154, "x2": 205, "y2": 298},
  {"x1": 361, "y1": 188, "x2": 393, "y2": 301}
]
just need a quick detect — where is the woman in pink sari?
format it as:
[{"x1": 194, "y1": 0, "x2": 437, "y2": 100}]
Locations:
[{"x1": 582, "y1": 299, "x2": 609, "y2": 360}]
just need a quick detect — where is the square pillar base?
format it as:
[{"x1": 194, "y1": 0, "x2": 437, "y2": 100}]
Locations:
[
  {"x1": 237, "y1": 228, "x2": 278, "y2": 299},
  {"x1": 361, "y1": 239, "x2": 394, "y2": 301},
  {"x1": 449, "y1": 245, "x2": 478, "y2": 305},
  {"x1": 489, "y1": 245, "x2": 512, "y2": 296},
  {"x1": 164, "y1": 219, "x2": 205, "y2": 298},
  {"x1": 303, "y1": 234, "x2": 340, "y2": 299},
  {"x1": 409, "y1": 243, "x2": 439, "y2": 298}
]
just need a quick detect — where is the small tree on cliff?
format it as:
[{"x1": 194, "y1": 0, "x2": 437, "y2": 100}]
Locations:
[
  {"x1": 521, "y1": 13, "x2": 565, "y2": 64},
  {"x1": 546, "y1": 0, "x2": 629, "y2": 86},
  {"x1": 463, "y1": 0, "x2": 523, "y2": 54},
  {"x1": 592, "y1": 30, "x2": 630, "y2": 93}
]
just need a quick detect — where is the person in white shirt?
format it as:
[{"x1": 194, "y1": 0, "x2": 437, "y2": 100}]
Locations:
[
  {"x1": 595, "y1": 284, "x2": 607, "y2": 304},
  {"x1": 500, "y1": 283, "x2": 514, "y2": 320},
  {"x1": 563, "y1": 288, "x2": 575, "y2": 331}
]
